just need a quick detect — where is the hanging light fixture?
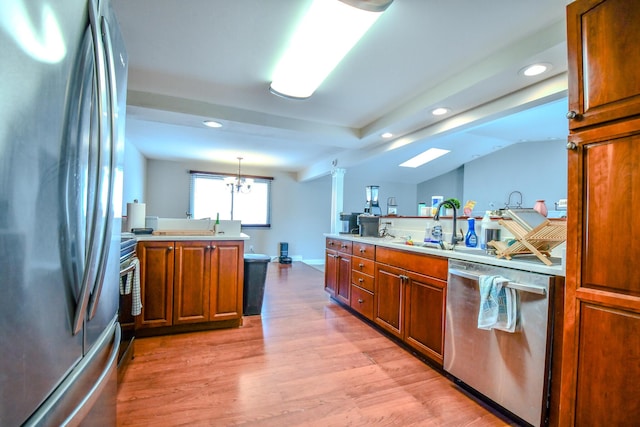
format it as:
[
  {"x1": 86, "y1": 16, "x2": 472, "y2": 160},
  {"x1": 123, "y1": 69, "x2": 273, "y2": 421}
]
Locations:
[
  {"x1": 225, "y1": 157, "x2": 253, "y2": 193},
  {"x1": 269, "y1": 0, "x2": 394, "y2": 99}
]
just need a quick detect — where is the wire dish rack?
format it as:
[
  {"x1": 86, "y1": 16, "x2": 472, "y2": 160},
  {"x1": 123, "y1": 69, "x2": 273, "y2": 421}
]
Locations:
[{"x1": 489, "y1": 209, "x2": 567, "y2": 266}]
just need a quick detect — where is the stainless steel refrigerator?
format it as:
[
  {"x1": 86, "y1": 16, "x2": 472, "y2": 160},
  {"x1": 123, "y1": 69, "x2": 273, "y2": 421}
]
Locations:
[{"x1": 0, "y1": 0, "x2": 127, "y2": 424}]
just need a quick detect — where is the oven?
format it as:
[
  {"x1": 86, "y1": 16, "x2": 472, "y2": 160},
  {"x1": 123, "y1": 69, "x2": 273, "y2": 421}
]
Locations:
[
  {"x1": 118, "y1": 235, "x2": 139, "y2": 381},
  {"x1": 444, "y1": 259, "x2": 556, "y2": 426}
]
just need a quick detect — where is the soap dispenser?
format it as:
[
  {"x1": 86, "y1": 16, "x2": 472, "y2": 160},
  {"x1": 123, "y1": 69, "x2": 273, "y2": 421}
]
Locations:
[{"x1": 465, "y1": 218, "x2": 478, "y2": 247}]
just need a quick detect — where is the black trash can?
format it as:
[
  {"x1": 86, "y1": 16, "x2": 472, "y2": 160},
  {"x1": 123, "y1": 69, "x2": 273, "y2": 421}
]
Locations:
[{"x1": 243, "y1": 254, "x2": 271, "y2": 315}]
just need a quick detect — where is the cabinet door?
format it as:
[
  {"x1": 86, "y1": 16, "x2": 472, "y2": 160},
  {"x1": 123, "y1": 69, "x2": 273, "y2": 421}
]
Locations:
[
  {"x1": 210, "y1": 242, "x2": 243, "y2": 321},
  {"x1": 324, "y1": 248, "x2": 338, "y2": 297},
  {"x1": 335, "y1": 254, "x2": 351, "y2": 305},
  {"x1": 136, "y1": 241, "x2": 174, "y2": 328},
  {"x1": 561, "y1": 123, "x2": 640, "y2": 425},
  {"x1": 374, "y1": 263, "x2": 404, "y2": 339},
  {"x1": 404, "y1": 271, "x2": 446, "y2": 365},
  {"x1": 173, "y1": 241, "x2": 210, "y2": 325},
  {"x1": 567, "y1": 0, "x2": 640, "y2": 129}
]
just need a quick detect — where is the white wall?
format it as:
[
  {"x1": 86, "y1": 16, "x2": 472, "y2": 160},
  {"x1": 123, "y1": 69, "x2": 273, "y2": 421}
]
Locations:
[
  {"x1": 417, "y1": 141, "x2": 567, "y2": 217},
  {"x1": 122, "y1": 140, "x2": 146, "y2": 215},
  {"x1": 417, "y1": 167, "x2": 464, "y2": 214},
  {"x1": 342, "y1": 163, "x2": 418, "y2": 216},
  {"x1": 463, "y1": 140, "x2": 567, "y2": 215}
]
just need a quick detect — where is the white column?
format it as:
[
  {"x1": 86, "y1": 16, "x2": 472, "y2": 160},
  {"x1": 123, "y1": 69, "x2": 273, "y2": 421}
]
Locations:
[{"x1": 330, "y1": 168, "x2": 346, "y2": 234}]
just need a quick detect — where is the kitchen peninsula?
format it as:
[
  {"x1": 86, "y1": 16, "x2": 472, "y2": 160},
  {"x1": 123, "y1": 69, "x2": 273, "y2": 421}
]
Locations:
[{"x1": 134, "y1": 233, "x2": 249, "y2": 336}]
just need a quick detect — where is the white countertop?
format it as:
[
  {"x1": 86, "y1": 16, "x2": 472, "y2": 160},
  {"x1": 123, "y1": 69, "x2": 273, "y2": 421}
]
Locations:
[
  {"x1": 325, "y1": 233, "x2": 565, "y2": 277},
  {"x1": 134, "y1": 233, "x2": 250, "y2": 241}
]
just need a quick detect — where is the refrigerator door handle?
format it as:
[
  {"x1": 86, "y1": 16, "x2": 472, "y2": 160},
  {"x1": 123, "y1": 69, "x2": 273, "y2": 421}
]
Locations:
[
  {"x1": 72, "y1": 0, "x2": 109, "y2": 335},
  {"x1": 88, "y1": 15, "x2": 118, "y2": 320}
]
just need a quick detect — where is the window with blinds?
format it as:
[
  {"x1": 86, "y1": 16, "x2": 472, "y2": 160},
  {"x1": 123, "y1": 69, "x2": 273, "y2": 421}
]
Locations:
[{"x1": 189, "y1": 171, "x2": 272, "y2": 227}]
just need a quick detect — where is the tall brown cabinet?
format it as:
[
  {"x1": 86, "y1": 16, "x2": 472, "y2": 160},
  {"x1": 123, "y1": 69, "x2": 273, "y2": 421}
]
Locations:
[{"x1": 561, "y1": 0, "x2": 640, "y2": 424}]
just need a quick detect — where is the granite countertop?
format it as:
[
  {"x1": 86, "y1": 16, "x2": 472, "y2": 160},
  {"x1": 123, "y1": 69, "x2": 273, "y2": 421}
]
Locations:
[
  {"x1": 134, "y1": 233, "x2": 250, "y2": 241},
  {"x1": 325, "y1": 233, "x2": 565, "y2": 277}
]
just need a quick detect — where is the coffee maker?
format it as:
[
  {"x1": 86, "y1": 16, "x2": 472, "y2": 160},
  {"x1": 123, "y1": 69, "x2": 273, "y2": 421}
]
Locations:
[{"x1": 364, "y1": 185, "x2": 382, "y2": 216}]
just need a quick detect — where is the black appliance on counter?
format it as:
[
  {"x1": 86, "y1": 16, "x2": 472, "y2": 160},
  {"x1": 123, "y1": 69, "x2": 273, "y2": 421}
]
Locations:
[
  {"x1": 279, "y1": 242, "x2": 292, "y2": 264},
  {"x1": 358, "y1": 215, "x2": 381, "y2": 237},
  {"x1": 339, "y1": 212, "x2": 361, "y2": 234}
]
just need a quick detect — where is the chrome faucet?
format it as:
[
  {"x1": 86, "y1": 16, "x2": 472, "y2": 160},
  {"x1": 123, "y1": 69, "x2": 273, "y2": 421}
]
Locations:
[{"x1": 433, "y1": 200, "x2": 462, "y2": 247}]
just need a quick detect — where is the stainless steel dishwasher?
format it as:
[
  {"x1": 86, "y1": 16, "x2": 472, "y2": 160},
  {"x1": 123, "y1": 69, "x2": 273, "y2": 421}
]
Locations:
[{"x1": 444, "y1": 259, "x2": 556, "y2": 427}]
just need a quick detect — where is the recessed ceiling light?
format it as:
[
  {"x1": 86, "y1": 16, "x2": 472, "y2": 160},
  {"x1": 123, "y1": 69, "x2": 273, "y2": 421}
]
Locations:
[
  {"x1": 520, "y1": 63, "x2": 552, "y2": 77},
  {"x1": 203, "y1": 120, "x2": 222, "y2": 128},
  {"x1": 400, "y1": 148, "x2": 450, "y2": 168},
  {"x1": 381, "y1": 132, "x2": 393, "y2": 138},
  {"x1": 431, "y1": 107, "x2": 450, "y2": 116}
]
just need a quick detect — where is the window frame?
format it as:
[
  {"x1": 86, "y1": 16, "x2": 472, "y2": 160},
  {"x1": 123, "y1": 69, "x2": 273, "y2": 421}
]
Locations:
[{"x1": 189, "y1": 170, "x2": 273, "y2": 228}]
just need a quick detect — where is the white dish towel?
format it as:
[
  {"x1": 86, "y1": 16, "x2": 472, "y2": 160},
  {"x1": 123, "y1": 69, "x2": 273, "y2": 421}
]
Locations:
[
  {"x1": 478, "y1": 275, "x2": 518, "y2": 332},
  {"x1": 121, "y1": 258, "x2": 142, "y2": 316}
]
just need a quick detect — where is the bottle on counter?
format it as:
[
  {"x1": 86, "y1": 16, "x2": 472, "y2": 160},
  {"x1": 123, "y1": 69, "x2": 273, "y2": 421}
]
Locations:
[
  {"x1": 214, "y1": 212, "x2": 220, "y2": 234},
  {"x1": 465, "y1": 218, "x2": 478, "y2": 247},
  {"x1": 479, "y1": 211, "x2": 500, "y2": 251}
]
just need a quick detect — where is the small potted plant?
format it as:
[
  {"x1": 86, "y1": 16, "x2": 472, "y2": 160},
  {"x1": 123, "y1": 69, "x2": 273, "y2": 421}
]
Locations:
[{"x1": 445, "y1": 198, "x2": 461, "y2": 216}]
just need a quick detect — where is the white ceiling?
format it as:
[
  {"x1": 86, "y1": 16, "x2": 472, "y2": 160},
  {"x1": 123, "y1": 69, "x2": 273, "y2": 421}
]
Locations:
[{"x1": 113, "y1": 0, "x2": 571, "y2": 184}]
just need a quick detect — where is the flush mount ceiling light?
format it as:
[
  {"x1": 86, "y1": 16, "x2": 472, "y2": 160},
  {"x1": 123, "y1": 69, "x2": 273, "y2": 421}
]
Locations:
[
  {"x1": 520, "y1": 62, "x2": 552, "y2": 77},
  {"x1": 381, "y1": 132, "x2": 393, "y2": 138},
  {"x1": 400, "y1": 148, "x2": 450, "y2": 168},
  {"x1": 203, "y1": 120, "x2": 222, "y2": 128},
  {"x1": 269, "y1": 0, "x2": 393, "y2": 99},
  {"x1": 431, "y1": 107, "x2": 450, "y2": 116}
]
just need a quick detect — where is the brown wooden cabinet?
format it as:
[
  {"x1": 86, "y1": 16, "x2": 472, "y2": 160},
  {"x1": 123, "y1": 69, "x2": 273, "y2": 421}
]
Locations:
[
  {"x1": 566, "y1": 0, "x2": 640, "y2": 130},
  {"x1": 173, "y1": 241, "x2": 211, "y2": 325},
  {"x1": 209, "y1": 242, "x2": 243, "y2": 321},
  {"x1": 137, "y1": 240, "x2": 174, "y2": 328},
  {"x1": 137, "y1": 239, "x2": 243, "y2": 333},
  {"x1": 375, "y1": 247, "x2": 448, "y2": 365},
  {"x1": 561, "y1": 0, "x2": 640, "y2": 424},
  {"x1": 350, "y1": 243, "x2": 375, "y2": 320},
  {"x1": 324, "y1": 238, "x2": 352, "y2": 304},
  {"x1": 374, "y1": 262, "x2": 405, "y2": 339},
  {"x1": 404, "y1": 270, "x2": 446, "y2": 365}
]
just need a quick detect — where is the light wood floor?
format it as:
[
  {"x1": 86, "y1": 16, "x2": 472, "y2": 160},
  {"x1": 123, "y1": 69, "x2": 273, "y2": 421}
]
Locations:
[{"x1": 117, "y1": 262, "x2": 517, "y2": 426}]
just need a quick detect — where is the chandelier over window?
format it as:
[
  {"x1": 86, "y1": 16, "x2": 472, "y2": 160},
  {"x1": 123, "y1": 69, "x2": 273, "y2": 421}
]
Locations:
[{"x1": 225, "y1": 157, "x2": 253, "y2": 193}]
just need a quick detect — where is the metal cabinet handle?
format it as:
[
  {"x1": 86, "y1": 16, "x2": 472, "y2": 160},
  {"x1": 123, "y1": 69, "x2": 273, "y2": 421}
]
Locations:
[
  {"x1": 359, "y1": 278, "x2": 364, "y2": 283},
  {"x1": 168, "y1": 246, "x2": 173, "y2": 251},
  {"x1": 358, "y1": 298, "x2": 364, "y2": 304},
  {"x1": 359, "y1": 248, "x2": 365, "y2": 253},
  {"x1": 329, "y1": 241, "x2": 335, "y2": 246},
  {"x1": 566, "y1": 141, "x2": 577, "y2": 150},
  {"x1": 566, "y1": 110, "x2": 578, "y2": 119},
  {"x1": 359, "y1": 263, "x2": 364, "y2": 268}
]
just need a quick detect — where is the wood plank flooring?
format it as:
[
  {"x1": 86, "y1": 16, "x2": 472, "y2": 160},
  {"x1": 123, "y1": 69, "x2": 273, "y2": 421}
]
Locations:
[{"x1": 117, "y1": 262, "x2": 517, "y2": 426}]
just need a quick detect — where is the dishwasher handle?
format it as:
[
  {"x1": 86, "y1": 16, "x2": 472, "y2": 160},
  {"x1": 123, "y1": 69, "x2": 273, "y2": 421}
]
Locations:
[{"x1": 448, "y1": 268, "x2": 547, "y2": 296}]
